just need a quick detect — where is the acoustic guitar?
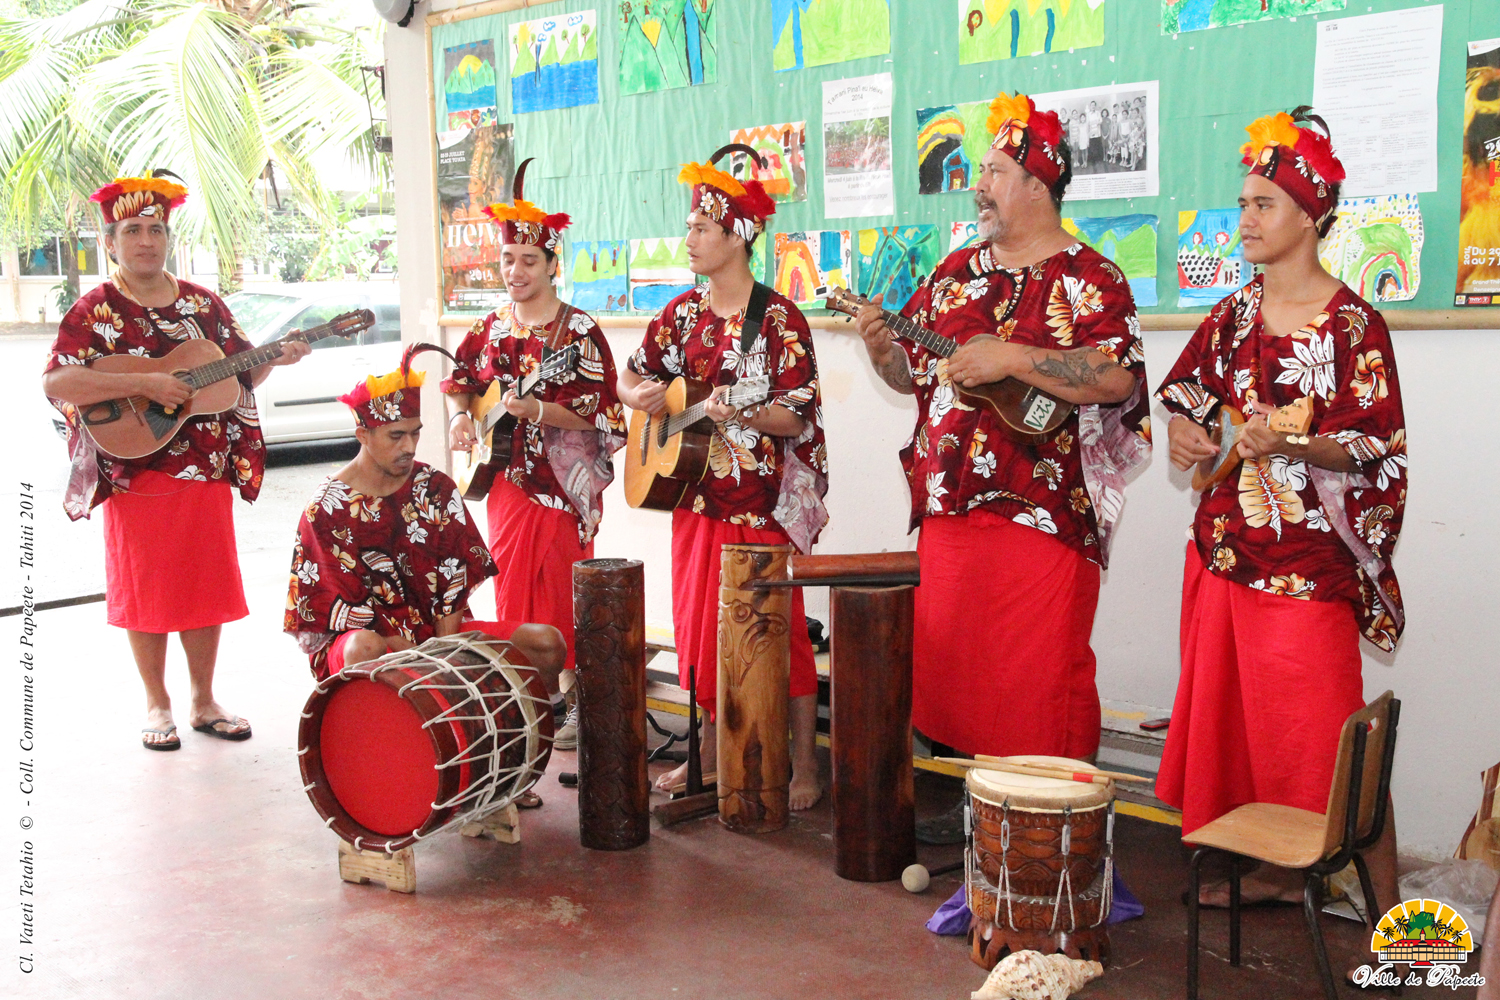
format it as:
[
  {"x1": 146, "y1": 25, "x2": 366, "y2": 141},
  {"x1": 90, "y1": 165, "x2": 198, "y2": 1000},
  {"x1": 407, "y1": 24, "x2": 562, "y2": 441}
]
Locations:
[
  {"x1": 1191, "y1": 396, "x2": 1314, "y2": 491},
  {"x1": 78, "y1": 309, "x2": 374, "y2": 460},
  {"x1": 452, "y1": 343, "x2": 580, "y2": 501},
  {"x1": 623, "y1": 375, "x2": 771, "y2": 510},
  {"x1": 824, "y1": 287, "x2": 1074, "y2": 441}
]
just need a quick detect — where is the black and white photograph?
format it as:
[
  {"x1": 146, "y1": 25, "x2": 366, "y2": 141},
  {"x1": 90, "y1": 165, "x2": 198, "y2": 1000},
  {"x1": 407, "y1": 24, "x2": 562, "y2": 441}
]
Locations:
[{"x1": 1034, "y1": 80, "x2": 1160, "y2": 200}]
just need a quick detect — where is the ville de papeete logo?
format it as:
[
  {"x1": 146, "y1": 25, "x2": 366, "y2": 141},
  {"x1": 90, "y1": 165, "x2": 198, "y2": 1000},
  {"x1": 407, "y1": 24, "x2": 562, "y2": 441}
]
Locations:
[{"x1": 1351, "y1": 897, "x2": 1486, "y2": 989}]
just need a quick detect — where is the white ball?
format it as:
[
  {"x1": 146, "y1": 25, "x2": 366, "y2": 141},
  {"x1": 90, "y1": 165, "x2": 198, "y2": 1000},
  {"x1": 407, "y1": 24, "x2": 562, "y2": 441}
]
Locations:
[{"x1": 902, "y1": 863, "x2": 930, "y2": 893}]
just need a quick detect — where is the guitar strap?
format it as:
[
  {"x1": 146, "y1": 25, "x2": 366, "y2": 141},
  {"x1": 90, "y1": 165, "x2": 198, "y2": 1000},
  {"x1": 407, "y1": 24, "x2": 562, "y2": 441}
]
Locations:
[{"x1": 739, "y1": 281, "x2": 772, "y2": 357}]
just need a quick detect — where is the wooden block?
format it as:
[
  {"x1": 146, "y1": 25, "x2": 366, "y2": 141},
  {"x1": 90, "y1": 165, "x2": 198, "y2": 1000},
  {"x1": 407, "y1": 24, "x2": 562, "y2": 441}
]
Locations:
[
  {"x1": 458, "y1": 803, "x2": 521, "y2": 844},
  {"x1": 337, "y1": 839, "x2": 416, "y2": 893}
]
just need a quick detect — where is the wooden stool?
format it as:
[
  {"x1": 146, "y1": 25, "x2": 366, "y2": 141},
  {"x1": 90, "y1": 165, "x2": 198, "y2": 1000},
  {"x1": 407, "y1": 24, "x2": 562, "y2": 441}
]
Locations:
[{"x1": 337, "y1": 840, "x2": 416, "y2": 893}]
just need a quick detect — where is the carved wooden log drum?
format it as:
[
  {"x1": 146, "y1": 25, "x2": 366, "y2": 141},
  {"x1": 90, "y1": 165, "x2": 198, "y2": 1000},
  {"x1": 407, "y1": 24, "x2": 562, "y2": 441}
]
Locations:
[
  {"x1": 573, "y1": 558, "x2": 650, "y2": 850},
  {"x1": 717, "y1": 543, "x2": 793, "y2": 834},
  {"x1": 964, "y1": 757, "x2": 1115, "y2": 970},
  {"x1": 298, "y1": 633, "x2": 554, "y2": 854}
]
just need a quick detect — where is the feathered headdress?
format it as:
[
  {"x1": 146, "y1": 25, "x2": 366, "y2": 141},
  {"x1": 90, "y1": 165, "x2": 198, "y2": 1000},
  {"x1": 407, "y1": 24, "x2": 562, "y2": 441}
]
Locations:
[
  {"x1": 1241, "y1": 107, "x2": 1346, "y2": 236},
  {"x1": 985, "y1": 92, "x2": 1068, "y2": 189},
  {"x1": 679, "y1": 143, "x2": 776, "y2": 243},
  {"x1": 340, "y1": 343, "x2": 457, "y2": 428},
  {"x1": 482, "y1": 158, "x2": 571, "y2": 253},
  {"x1": 92, "y1": 169, "x2": 188, "y2": 225}
]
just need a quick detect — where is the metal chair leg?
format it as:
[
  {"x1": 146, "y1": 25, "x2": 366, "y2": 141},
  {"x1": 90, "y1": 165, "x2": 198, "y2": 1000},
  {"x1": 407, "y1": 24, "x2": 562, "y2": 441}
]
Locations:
[
  {"x1": 1188, "y1": 847, "x2": 1208, "y2": 1000},
  {"x1": 1229, "y1": 857, "x2": 1242, "y2": 967},
  {"x1": 1303, "y1": 873, "x2": 1339, "y2": 1000},
  {"x1": 1350, "y1": 853, "x2": 1401, "y2": 996}
]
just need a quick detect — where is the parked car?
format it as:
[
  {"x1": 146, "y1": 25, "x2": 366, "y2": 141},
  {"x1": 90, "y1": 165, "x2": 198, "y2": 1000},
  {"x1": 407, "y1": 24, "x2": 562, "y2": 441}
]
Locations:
[{"x1": 226, "y1": 281, "x2": 404, "y2": 445}]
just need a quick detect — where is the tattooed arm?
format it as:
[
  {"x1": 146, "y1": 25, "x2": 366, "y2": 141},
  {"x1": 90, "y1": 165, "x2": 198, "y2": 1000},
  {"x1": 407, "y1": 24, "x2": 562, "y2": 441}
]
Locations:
[{"x1": 948, "y1": 341, "x2": 1136, "y2": 405}]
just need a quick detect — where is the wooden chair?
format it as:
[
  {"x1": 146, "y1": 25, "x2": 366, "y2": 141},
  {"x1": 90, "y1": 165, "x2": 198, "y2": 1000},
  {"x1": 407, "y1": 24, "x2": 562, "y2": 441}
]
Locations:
[{"x1": 1185, "y1": 691, "x2": 1401, "y2": 1000}]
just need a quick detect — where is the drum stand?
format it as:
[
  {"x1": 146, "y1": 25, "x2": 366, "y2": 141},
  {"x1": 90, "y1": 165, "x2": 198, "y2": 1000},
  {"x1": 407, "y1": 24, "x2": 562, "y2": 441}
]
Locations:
[{"x1": 338, "y1": 841, "x2": 417, "y2": 894}]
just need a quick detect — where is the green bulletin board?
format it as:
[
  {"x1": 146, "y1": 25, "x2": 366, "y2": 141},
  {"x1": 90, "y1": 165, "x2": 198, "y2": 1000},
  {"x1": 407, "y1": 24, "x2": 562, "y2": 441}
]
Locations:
[{"x1": 431, "y1": 0, "x2": 1490, "y2": 315}]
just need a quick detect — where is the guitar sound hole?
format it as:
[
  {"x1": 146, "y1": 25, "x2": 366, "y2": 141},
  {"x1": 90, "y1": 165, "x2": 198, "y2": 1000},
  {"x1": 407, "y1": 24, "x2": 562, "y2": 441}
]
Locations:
[
  {"x1": 640, "y1": 415, "x2": 652, "y2": 464},
  {"x1": 655, "y1": 415, "x2": 670, "y2": 449}
]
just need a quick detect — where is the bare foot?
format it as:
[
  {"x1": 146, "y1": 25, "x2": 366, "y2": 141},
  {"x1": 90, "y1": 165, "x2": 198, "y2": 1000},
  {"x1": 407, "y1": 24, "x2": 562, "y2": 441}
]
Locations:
[
  {"x1": 1194, "y1": 874, "x2": 1303, "y2": 907},
  {"x1": 789, "y1": 768, "x2": 823, "y2": 811}
]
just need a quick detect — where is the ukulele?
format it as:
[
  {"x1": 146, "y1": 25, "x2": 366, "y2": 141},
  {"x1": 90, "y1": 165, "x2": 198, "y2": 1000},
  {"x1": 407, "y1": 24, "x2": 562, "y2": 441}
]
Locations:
[
  {"x1": 824, "y1": 287, "x2": 1074, "y2": 440},
  {"x1": 78, "y1": 309, "x2": 374, "y2": 459},
  {"x1": 452, "y1": 343, "x2": 580, "y2": 501},
  {"x1": 1191, "y1": 397, "x2": 1314, "y2": 492},
  {"x1": 623, "y1": 375, "x2": 772, "y2": 511}
]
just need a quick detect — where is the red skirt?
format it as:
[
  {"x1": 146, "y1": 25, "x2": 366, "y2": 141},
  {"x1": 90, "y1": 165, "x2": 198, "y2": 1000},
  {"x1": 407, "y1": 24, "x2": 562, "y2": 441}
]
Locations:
[
  {"x1": 101, "y1": 470, "x2": 248, "y2": 633},
  {"x1": 487, "y1": 481, "x2": 591, "y2": 672},
  {"x1": 670, "y1": 509, "x2": 818, "y2": 718},
  {"x1": 324, "y1": 619, "x2": 522, "y2": 677},
  {"x1": 1156, "y1": 544, "x2": 1365, "y2": 837},
  {"x1": 913, "y1": 510, "x2": 1101, "y2": 758}
]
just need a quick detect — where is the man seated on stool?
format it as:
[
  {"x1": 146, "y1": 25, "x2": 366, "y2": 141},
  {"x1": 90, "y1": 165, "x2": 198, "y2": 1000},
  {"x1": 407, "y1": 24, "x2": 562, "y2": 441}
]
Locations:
[{"x1": 284, "y1": 347, "x2": 565, "y2": 733}]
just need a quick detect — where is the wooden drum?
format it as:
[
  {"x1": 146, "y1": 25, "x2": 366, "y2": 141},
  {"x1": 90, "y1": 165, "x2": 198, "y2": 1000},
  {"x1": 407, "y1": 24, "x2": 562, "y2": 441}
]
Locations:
[
  {"x1": 964, "y1": 756, "x2": 1115, "y2": 970},
  {"x1": 298, "y1": 633, "x2": 554, "y2": 854}
]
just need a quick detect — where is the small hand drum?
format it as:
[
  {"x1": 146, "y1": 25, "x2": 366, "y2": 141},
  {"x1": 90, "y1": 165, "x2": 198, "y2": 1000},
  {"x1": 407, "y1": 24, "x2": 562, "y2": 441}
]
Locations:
[{"x1": 298, "y1": 632, "x2": 554, "y2": 853}]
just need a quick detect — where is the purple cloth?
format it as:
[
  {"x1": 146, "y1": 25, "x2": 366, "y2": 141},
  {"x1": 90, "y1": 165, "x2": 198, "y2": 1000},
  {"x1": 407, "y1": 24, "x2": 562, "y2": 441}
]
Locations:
[
  {"x1": 925, "y1": 868, "x2": 1144, "y2": 935},
  {"x1": 1107, "y1": 867, "x2": 1144, "y2": 924}
]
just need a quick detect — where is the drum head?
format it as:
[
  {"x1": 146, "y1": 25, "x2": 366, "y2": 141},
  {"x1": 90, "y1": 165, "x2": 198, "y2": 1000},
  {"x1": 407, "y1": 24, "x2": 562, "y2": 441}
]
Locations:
[
  {"x1": 966, "y1": 756, "x2": 1113, "y2": 812},
  {"x1": 320, "y1": 678, "x2": 439, "y2": 837}
]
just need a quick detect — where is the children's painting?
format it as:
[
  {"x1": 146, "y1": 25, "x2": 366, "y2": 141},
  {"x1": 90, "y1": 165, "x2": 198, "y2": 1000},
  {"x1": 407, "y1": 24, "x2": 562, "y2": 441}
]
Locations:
[
  {"x1": 772, "y1": 0, "x2": 890, "y2": 72},
  {"x1": 1062, "y1": 214, "x2": 1159, "y2": 307},
  {"x1": 509, "y1": 11, "x2": 599, "y2": 113},
  {"x1": 727, "y1": 122, "x2": 808, "y2": 203},
  {"x1": 1177, "y1": 208, "x2": 1249, "y2": 308},
  {"x1": 444, "y1": 41, "x2": 499, "y2": 129},
  {"x1": 618, "y1": 0, "x2": 717, "y2": 96},
  {"x1": 959, "y1": 0, "x2": 1105, "y2": 64},
  {"x1": 569, "y1": 240, "x2": 629, "y2": 312},
  {"x1": 628, "y1": 237, "x2": 697, "y2": 311},
  {"x1": 1162, "y1": 0, "x2": 1345, "y2": 34},
  {"x1": 916, "y1": 100, "x2": 990, "y2": 194},
  {"x1": 749, "y1": 236, "x2": 770, "y2": 284},
  {"x1": 774, "y1": 230, "x2": 851, "y2": 306},
  {"x1": 1318, "y1": 194, "x2": 1424, "y2": 304},
  {"x1": 857, "y1": 226, "x2": 939, "y2": 310},
  {"x1": 949, "y1": 221, "x2": 983, "y2": 254}
]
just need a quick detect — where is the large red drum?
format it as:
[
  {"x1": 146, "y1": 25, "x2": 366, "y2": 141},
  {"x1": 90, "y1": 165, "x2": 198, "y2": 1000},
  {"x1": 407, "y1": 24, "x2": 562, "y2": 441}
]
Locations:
[{"x1": 298, "y1": 633, "x2": 554, "y2": 853}]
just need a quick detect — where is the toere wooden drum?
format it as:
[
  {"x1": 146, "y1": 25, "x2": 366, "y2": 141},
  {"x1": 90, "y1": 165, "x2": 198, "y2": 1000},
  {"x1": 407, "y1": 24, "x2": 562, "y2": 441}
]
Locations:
[
  {"x1": 298, "y1": 633, "x2": 553, "y2": 854},
  {"x1": 964, "y1": 756, "x2": 1115, "y2": 970}
]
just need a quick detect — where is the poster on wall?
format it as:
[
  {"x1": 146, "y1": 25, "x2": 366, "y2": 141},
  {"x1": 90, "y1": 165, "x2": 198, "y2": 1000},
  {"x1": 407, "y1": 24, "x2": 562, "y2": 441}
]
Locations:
[
  {"x1": 949, "y1": 220, "x2": 983, "y2": 254},
  {"x1": 823, "y1": 72, "x2": 893, "y2": 218},
  {"x1": 443, "y1": 41, "x2": 499, "y2": 129},
  {"x1": 628, "y1": 237, "x2": 697, "y2": 311},
  {"x1": 727, "y1": 122, "x2": 808, "y2": 203},
  {"x1": 1318, "y1": 194, "x2": 1424, "y2": 304},
  {"x1": 856, "y1": 225, "x2": 939, "y2": 311},
  {"x1": 618, "y1": 0, "x2": 717, "y2": 96},
  {"x1": 1177, "y1": 208, "x2": 1249, "y2": 309},
  {"x1": 437, "y1": 124, "x2": 515, "y2": 312},
  {"x1": 774, "y1": 230, "x2": 851, "y2": 306},
  {"x1": 1162, "y1": 0, "x2": 1345, "y2": 35},
  {"x1": 1457, "y1": 37, "x2": 1500, "y2": 306},
  {"x1": 772, "y1": 0, "x2": 890, "y2": 72},
  {"x1": 567, "y1": 240, "x2": 629, "y2": 312},
  {"x1": 1062, "y1": 214, "x2": 1158, "y2": 307},
  {"x1": 509, "y1": 11, "x2": 599, "y2": 113},
  {"x1": 958, "y1": 0, "x2": 1105, "y2": 65}
]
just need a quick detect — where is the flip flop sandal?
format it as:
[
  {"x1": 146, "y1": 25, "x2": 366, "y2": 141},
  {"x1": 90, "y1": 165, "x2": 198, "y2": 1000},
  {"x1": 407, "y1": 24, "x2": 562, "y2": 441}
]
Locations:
[
  {"x1": 142, "y1": 725, "x2": 181, "y2": 751},
  {"x1": 192, "y1": 717, "x2": 252, "y2": 741}
]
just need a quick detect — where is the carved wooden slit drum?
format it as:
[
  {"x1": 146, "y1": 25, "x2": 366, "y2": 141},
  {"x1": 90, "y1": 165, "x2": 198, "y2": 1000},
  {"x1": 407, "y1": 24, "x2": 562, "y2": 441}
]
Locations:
[
  {"x1": 298, "y1": 632, "x2": 554, "y2": 854},
  {"x1": 964, "y1": 757, "x2": 1115, "y2": 970},
  {"x1": 573, "y1": 558, "x2": 650, "y2": 851}
]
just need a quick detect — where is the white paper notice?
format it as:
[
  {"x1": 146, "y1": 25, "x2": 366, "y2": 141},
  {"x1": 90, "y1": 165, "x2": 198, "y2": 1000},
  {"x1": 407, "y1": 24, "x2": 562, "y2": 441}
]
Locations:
[
  {"x1": 1313, "y1": 6, "x2": 1443, "y2": 197},
  {"x1": 822, "y1": 72, "x2": 894, "y2": 218}
]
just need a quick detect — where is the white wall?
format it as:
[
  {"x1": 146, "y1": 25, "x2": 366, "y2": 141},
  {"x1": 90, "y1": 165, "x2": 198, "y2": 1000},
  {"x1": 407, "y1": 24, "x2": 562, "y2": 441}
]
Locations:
[{"x1": 385, "y1": 16, "x2": 1499, "y2": 857}]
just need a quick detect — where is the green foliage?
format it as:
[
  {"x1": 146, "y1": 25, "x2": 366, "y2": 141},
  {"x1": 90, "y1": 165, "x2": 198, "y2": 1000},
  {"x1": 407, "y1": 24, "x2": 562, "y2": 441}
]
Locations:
[{"x1": 303, "y1": 199, "x2": 397, "y2": 280}]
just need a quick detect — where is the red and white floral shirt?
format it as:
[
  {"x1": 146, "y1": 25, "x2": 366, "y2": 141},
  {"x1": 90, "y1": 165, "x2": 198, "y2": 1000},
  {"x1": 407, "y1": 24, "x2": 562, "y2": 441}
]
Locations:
[
  {"x1": 1157, "y1": 276, "x2": 1407, "y2": 650},
  {"x1": 442, "y1": 302, "x2": 627, "y2": 543},
  {"x1": 44, "y1": 276, "x2": 265, "y2": 519},
  {"x1": 284, "y1": 462, "x2": 497, "y2": 677},
  {"x1": 898, "y1": 242, "x2": 1152, "y2": 567},
  {"x1": 628, "y1": 284, "x2": 829, "y2": 553}
]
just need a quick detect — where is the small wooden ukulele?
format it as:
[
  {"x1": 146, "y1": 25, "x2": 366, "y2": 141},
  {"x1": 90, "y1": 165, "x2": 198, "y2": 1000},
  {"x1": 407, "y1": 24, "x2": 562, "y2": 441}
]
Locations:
[
  {"x1": 453, "y1": 342, "x2": 580, "y2": 501},
  {"x1": 78, "y1": 309, "x2": 374, "y2": 459},
  {"x1": 1191, "y1": 397, "x2": 1314, "y2": 492},
  {"x1": 623, "y1": 375, "x2": 772, "y2": 511},
  {"x1": 824, "y1": 286, "x2": 1074, "y2": 441}
]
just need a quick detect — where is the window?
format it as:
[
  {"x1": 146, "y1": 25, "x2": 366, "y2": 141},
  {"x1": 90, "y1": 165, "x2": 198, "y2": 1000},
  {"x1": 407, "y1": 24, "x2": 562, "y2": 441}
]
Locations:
[
  {"x1": 17, "y1": 235, "x2": 104, "y2": 277},
  {"x1": 19, "y1": 241, "x2": 60, "y2": 277},
  {"x1": 281, "y1": 299, "x2": 368, "y2": 351},
  {"x1": 366, "y1": 301, "x2": 402, "y2": 344}
]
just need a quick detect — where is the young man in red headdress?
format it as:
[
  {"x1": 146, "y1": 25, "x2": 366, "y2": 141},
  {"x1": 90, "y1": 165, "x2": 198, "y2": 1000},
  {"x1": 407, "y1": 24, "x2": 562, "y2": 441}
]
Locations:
[
  {"x1": 285, "y1": 349, "x2": 564, "y2": 696},
  {"x1": 617, "y1": 148, "x2": 829, "y2": 809},
  {"x1": 43, "y1": 175, "x2": 310, "y2": 751},
  {"x1": 1158, "y1": 109, "x2": 1405, "y2": 916},
  {"x1": 855, "y1": 93, "x2": 1152, "y2": 841},
  {"x1": 443, "y1": 161, "x2": 626, "y2": 751}
]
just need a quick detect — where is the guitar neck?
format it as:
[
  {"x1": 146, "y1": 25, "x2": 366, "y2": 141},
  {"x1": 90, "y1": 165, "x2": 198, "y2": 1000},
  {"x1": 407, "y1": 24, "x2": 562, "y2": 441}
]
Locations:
[
  {"x1": 180, "y1": 325, "x2": 338, "y2": 390},
  {"x1": 664, "y1": 384, "x2": 762, "y2": 438},
  {"x1": 882, "y1": 310, "x2": 956, "y2": 359}
]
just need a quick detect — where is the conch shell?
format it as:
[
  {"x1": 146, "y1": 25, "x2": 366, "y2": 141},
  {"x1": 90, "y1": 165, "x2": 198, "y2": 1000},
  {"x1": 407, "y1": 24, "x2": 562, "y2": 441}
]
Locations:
[{"x1": 971, "y1": 950, "x2": 1103, "y2": 1000}]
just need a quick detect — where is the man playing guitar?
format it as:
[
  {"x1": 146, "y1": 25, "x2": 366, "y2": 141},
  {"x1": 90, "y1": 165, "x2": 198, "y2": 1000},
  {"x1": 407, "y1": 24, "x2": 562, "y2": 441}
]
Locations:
[
  {"x1": 617, "y1": 145, "x2": 829, "y2": 809},
  {"x1": 42, "y1": 174, "x2": 309, "y2": 751},
  {"x1": 854, "y1": 94, "x2": 1151, "y2": 842},
  {"x1": 443, "y1": 160, "x2": 626, "y2": 750}
]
